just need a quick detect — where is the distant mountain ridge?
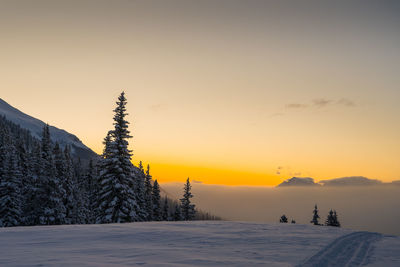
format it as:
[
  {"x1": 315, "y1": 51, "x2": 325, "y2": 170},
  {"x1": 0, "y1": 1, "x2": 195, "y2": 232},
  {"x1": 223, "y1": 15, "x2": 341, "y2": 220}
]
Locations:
[
  {"x1": 277, "y1": 177, "x2": 321, "y2": 187},
  {"x1": 0, "y1": 98, "x2": 97, "y2": 162},
  {"x1": 277, "y1": 176, "x2": 391, "y2": 187},
  {"x1": 319, "y1": 176, "x2": 382, "y2": 186}
]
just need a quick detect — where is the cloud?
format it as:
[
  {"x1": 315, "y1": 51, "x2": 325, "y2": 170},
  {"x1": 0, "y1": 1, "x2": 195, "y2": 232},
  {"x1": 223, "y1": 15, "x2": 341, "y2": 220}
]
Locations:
[
  {"x1": 286, "y1": 103, "x2": 309, "y2": 109},
  {"x1": 192, "y1": 179, "x2": 203, "y2": 184},
  {"x1": 313, "y1": 98, "x2": 332, "y2": 107},
  {"x1": 337, "y1": 98, "x2": 356, "y2": 107},
  {"x1": 285, "y1": 98, "x2": 356, "y2": 110}
]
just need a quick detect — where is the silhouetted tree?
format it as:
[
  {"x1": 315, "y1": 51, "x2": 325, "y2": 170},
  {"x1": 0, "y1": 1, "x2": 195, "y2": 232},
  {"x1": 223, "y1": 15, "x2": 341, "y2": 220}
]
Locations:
[
  {"x1": 162, "y1": 197, "x2": 170, "y2": 221},
  {"x1": 280, "y1": 214, "x2": 288, "y2": 223},
  {"x1": 311, "y1": 204, "x2": 320, "y2": 225},
  {"x1": 326, "y1": 210, "x2": 341, "y2": 227},
  {"x1": 173, "y1": 203, "x2": 182, "y2": 221},
  {"x1": 152, "y1": 180, "x2": 162, "y2": 221},
  {"x1": 144, "y1": 164, "x2": 153, "y2": 221},
  {"x1": 180, "y1": 178, "x2": 196, "y2": 221}
]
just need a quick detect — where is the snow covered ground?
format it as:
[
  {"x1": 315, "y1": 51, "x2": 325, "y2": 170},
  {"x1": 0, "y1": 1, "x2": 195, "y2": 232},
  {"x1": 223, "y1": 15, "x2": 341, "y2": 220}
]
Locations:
[{"x1": 0, "y1": 221, "x2": 399, "y2": 266}]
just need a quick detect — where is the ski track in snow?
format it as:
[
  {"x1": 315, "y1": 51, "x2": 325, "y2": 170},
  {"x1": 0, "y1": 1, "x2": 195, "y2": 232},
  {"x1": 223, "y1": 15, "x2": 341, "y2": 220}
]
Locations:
[{"x1": 299, "y1": 231, "x2": 382, "y2": 267}]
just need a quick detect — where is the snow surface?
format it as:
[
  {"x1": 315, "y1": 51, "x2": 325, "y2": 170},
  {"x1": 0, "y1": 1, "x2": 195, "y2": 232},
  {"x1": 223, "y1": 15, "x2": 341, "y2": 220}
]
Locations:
[{"x1": 0, "y1": 221, "x2": 399, "y2": 266}]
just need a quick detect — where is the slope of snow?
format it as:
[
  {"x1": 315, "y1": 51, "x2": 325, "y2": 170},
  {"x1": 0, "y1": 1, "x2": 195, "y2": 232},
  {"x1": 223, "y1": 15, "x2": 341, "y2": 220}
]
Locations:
[
  {"x1": 0, "y1": 98, "x2": 96, "y2": 160},
  {"x1": 0, "y1": 221, "x2": 399, "y2": 266}
]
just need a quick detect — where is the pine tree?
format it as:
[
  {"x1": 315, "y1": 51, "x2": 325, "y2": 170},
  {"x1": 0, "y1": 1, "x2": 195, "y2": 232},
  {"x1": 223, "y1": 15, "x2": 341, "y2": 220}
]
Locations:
[
  {"x1": 38, "y1": 125, "x2": 66, "y2": 225},
  {"x1": 162, "y1": 197, "x2": 169, "y2": 221},
  {"x1": 134, "y1": 161, "x2": 147, "y2": 221},
  {"x1": 75, "y1": 157, "x2": 90, "y2": 224},
  {"x1": 326, "y1": 210, "x2": 341, "y2": 227},
  {"x1": 85, "y1": 159, "x2": 98, "y2": 224},
  {"x1": 310, "y1": 204, "x2": 320, "y2": 225},
  {"x1": 24, "y1": 142, "x2": 42, "y2": 225},
  {"x1": 15, "y1": 135, "x2": 30, "y2": 225},
  {"x1": 144, "y1": 164, "x2": 153, "y2": 221},
  {"x1": 96, "y1": 92, "x2": 138, "y2": 223},
  {"x1": 152, "y1": 179, "x2": 162, "y2": 221},
  {"x1": 0, "y1": 136, "x2": 22, "y2": 227},
  {"x1": 63, "y1": 145, "x2": 78, "y2": 224},
  {"x1": 173, "y1": 203, "x2": 182, "y2": 221},
  {"x1": 333, "y1": 210, "x2": 341, "y2": 227},
  {"x1": 180, "y1": 178, "x2": 196, "y2": 221},
  {"x1": 280, "y1": 214, "x2": 288, "y2": 223},
  {"x1": 326, "y1": 210, "x2": 334, "y2": 226}
]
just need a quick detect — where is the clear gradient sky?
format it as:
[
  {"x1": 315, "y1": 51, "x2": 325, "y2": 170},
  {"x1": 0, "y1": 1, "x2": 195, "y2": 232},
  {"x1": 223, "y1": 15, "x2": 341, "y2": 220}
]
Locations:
[{"x1": 1, "y1": 1, "x2": 399, "y2": 185}]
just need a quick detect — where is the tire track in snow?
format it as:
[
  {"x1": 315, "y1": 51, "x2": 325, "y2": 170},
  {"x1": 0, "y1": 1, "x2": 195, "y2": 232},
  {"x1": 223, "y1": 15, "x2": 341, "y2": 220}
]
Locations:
[{"x1": 298, "y1": 231, "x2": 382, "y2": 267}]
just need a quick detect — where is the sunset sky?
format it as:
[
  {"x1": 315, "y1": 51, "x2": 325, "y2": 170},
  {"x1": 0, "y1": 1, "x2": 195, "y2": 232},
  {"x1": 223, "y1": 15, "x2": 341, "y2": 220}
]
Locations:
[{"x1": 1, "y1": 1, "x2": 399, "y2": 185}]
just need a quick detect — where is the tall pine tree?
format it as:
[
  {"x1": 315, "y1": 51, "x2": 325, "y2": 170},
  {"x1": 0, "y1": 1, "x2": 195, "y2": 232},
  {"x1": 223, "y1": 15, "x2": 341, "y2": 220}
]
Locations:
[
  {"x1": 144, "y1": 164, "x2": 153, "y2": 221},
  {"x1": 152, "y1": 180, "x2": 162, "y2": 221},
  {"x1": 96, "y1": 92, "x2": 138, "y2": 223},
  {"x1": 180, "y1": 178, "x2": 196, "y2": 221},
  {"x1": 0, "y1": 133, "x2": 22, "y2": 227},
  {"x1": 39, "y1": 125, "x2": 66, "y2": 225},
  {"x1": 134, "y1": 161, "x2": 147, "y2": 221},
  {"x1": 162, "y1": 197, "x2": 170, "y2": 221}
]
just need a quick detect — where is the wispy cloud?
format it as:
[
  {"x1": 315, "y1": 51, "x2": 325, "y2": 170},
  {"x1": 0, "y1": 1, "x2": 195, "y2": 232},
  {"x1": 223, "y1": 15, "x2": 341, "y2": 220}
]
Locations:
[
  {"x1": 285, "y1": 98, "x2": 356, "y2": 110},
  {"x1": 337, "y1": 98, "x2": 356, "y2": 107},
  {"x1": 313, "y1": 98, "x2": 332, "y2": 108},
  {"x1": 286, "y1": 103, "x2": 309, "y2": 109}
]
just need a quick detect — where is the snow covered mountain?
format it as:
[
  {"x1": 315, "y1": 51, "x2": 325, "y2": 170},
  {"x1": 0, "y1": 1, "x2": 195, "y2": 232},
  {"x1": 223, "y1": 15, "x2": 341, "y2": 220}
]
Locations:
[{"x1": 0, "y1": 98, "x2": 97, "y2": 162}]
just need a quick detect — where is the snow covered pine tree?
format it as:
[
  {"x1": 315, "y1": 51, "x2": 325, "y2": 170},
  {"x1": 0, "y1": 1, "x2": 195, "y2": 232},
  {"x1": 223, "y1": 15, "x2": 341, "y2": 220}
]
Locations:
[
  {"x1": 39, "y1": 125, "x2": 66, "y2": 225},
  {"x1": 162, "y1": 197, "x2": 170, "y2": 221},
  {"x1": 144, "y1": 164, "x2": 153, "y2": 221},
  {"x1": 96, "y1": 92, "x2": 139, "y2": 223},
  {"x1": 0, "y1": 130, "x2": 22, "y2": 227},
  {"x1": 152, "y1": 179, "x2": 162, "y2": 221},
  {"x1": 180, "y1": 178, "x2": 196, "y2": 221}
]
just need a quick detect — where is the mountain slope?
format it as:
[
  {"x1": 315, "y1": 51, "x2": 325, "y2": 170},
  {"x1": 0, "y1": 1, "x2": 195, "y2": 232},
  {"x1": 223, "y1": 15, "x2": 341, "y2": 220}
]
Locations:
[{"x1": 0, "y1": 98, "x2": 97, "y2": 162}]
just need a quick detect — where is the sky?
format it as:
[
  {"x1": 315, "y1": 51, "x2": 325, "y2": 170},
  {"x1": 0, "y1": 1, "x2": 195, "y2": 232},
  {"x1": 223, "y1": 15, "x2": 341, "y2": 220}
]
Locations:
[{"x1": 1, "y1": 0, "x2": 399, "y2": 186}]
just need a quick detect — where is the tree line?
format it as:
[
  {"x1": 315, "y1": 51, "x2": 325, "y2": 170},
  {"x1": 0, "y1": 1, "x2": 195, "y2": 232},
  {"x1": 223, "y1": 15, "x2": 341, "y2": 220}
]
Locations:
[
  {"x1": 280, "y1": 204, "x2": 341, "y2": 227},
  {"x1": 0, "y1": 92, "x2": 219, "y2": 227}
]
